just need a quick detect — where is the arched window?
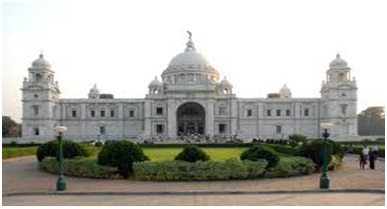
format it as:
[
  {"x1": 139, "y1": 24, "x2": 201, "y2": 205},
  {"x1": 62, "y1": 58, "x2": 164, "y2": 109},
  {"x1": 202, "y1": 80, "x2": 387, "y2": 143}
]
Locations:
[
  {"x1": 35, "y1": 73, "x2": 42, "y2": 82},
  {"x1": 338, "y1": 73, "x2": 346, "y2": 81}
]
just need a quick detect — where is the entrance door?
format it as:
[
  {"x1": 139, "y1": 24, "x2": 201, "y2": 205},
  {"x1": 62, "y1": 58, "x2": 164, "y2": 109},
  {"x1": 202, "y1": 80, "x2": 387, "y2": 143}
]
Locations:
[{"x1": 177, "y1": 102, "x2": 205, "y2": 135}]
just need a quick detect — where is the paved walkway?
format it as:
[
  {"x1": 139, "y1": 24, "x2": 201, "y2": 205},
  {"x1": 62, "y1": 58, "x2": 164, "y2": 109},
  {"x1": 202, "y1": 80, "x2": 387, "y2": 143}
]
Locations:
[{"x1": 2, "y1": 155, "x2": 385, "y2": 206}]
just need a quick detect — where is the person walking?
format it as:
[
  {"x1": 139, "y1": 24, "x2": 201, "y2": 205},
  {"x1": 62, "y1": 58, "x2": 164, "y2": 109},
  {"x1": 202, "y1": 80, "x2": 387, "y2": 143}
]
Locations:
[{"x1": 359, "y1": 145, "x2": 369, "y2": 169}]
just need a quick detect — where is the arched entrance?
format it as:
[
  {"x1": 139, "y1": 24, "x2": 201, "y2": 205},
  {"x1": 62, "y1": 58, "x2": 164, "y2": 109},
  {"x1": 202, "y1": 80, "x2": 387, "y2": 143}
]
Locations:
[{"x1": 177, "y1": 102, "x2": 205, "y2": 136}]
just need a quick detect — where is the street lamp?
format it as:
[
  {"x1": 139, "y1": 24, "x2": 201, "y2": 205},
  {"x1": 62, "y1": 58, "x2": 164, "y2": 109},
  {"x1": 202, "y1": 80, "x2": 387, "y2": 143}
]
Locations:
[
  {"x1": 320, "y1": 123, "x2": 334, "y2": 189},
  {"x1": 54, "y1": 126, "x2": 68, "y2": 191}
]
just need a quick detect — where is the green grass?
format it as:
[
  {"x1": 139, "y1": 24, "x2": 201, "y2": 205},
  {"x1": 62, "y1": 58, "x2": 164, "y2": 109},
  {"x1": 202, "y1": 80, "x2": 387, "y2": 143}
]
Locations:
[
  {"x1": 2, "y1": 147, "x2": 38, "y2": 159},
  {"x1": 143, "y1": 147, "x2": 247, "y2": 161}
]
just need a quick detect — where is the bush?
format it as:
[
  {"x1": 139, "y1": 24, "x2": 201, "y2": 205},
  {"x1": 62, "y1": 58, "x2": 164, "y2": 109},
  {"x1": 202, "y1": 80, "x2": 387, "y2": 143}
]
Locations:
[
  {"x1": 174, "y1": 145, "x2": 210, "y2": 162},
  {"x1": 265, "y1": 156, "x2": 316, "y2": 178},
  {"x1": 40, "y1": 157, "x2": 120, "y2": 179},
  {"x1": 36, "y1": 140, "x2": 89, "y2": 162},
  {"x1": 298, "y1": 138, "x2": 343, "y2": 169},
  {"x1": 133, "y1": 159, "x2": 268, "y2": 181},
  {"x1": 288, "y1": 134, "x2": 308, "y2": 147},
  {"x1": 95, "y1": 141, "x2": 103, "y2": 147},
  {"x1": 255, "y1": 143, "x2": 297, "y2": 156},
  {"x1": 240, "y1": 145, "x2": 280, "y2": 169},
  {"x1": 376, "y1": 138, "x2": 385, "y2": 142},
  {"x1": 97, "y1": 140, "x2": 149, "y2": 179}
]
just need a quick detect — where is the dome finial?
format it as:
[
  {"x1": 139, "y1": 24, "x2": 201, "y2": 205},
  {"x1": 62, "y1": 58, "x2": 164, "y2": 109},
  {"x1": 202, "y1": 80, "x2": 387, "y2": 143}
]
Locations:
[
  {"x1": 39, "y1": 50, "x2": 44, "y2": 58},
  {"x1": 187, "y1": 30, "x2": 192, "y2": 41},
  {"x1": 185, "y1": 31, "x2": 196, "y2": 52},
  {"x1": 336, "y1": 53, "x2": 340, "y2": 58}
]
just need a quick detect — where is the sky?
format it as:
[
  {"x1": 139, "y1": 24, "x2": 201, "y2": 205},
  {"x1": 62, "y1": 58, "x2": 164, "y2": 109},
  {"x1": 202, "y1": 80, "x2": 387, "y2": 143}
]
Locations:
[{"x1": 2, "y1": 0, "x2": 387, "y2": 123}]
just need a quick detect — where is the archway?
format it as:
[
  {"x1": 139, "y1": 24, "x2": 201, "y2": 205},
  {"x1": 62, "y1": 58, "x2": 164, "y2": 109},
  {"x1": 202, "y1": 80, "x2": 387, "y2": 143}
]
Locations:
[{"x1": 177, "y1": 102, "x2": 205, "y2": 136}]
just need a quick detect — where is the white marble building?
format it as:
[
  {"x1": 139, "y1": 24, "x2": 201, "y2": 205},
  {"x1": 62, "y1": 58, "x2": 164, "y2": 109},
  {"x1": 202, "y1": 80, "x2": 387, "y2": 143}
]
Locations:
[{"x1": 21, "y1": 33, "x2": 358, "y2": 142}]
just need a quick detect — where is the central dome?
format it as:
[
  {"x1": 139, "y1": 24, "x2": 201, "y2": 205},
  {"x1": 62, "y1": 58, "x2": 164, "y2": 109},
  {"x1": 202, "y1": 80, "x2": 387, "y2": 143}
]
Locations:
[
  {"x1": 168, "y1": 51, "x2": 211, "y2": 68},
  {"x1": 161, "y1": 35, "x2": 220, "y2": 80}
]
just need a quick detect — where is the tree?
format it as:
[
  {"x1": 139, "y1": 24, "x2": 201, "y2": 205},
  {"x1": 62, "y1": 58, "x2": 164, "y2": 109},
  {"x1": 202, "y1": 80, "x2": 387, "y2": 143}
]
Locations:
[
  {"x1": 2, "y1": 116, "x2": 21, "y2": 137},
  {"x1": 358, "y1": 106, "x2": 385, "y2": 136}
]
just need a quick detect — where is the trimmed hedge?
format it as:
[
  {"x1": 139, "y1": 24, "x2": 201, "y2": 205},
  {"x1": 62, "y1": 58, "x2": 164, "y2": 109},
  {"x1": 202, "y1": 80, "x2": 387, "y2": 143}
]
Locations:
[
  {"x1": 40, "y1": 157, "x2": 120, "y2": 179},
  {"x1": 255, "y1": 143, "x2": 297, "y2": 156},
  {"x1": 265, "y1": 156, "x2": 316, "y2": 178},
  {"x1": 133, "y1": 159, "x2": 268, "y2": 181},
  {"x1": 140, "y1": 143, "x2": 252, "y2": 148},
  {"x1": 97, "y1": 140, "x2": 149, "y2": 178},
  {"x1": 240, "y1": 145, "x2": 280, "y2": 168},
  {"x1": 36, "y1": 140, "x2": 90, "y2": 162},
  {"x1": 174, "y1": 145, "x2": 210, "y2": 162}
]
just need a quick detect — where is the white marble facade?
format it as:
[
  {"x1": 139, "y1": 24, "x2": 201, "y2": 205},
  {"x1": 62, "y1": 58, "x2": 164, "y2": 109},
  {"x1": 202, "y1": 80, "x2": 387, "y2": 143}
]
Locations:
[{"x1": 21, "y1": 33, "x2": 358, "y2": 142}]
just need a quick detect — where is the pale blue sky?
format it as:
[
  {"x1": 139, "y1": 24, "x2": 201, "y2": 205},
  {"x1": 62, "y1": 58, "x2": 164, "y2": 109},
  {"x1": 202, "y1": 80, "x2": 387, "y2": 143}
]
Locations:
[{"x1": 2, "y1": 0, "x2": 387, "y2": 122}]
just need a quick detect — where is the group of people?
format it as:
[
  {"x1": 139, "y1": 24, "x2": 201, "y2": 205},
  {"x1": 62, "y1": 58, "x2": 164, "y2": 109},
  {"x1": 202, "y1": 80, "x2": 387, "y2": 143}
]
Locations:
[{"x1": 359, "y1": 144, "x2": 379, "y2": 169}]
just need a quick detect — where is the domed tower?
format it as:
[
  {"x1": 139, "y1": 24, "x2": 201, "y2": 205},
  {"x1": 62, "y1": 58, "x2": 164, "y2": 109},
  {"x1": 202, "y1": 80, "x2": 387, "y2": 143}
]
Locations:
[
  {"x1": 88, "y1": 84, "x2": 100, "y2": 99},
  {"x1": 21, "y1": 53, "x2": 61, "y2": 140},
  {"x1": 321, "y1": 53, "x2": 358, "y2": 137},
  {"x1": 220, "y1": 77, "x2": 233, "y2": 94},
  {"x1": 148, "y1": 76, "x2": 163, "y2": 95},
  {"x1": 160, "y1": 31, "x2": 220, "y2": 94},
  {"x1": 279, "y1": 84, "x2": 292, "y2": 99}
]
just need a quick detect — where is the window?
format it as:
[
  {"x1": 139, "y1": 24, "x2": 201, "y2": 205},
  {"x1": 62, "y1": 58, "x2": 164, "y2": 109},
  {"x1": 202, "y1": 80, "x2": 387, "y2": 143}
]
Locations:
[
  {"x1": 32, "y1": 105, "x2": 39, "y2": 115},
  {"x1": 247, "y1": 109, "x2": 252, "y2": 117},
  {"x1": 341, "y1": 104, "x2": 347, "y2": 115},
  {"x1": 156, "y1": 107, "x2": 163, "y2": 115},
  {"x1": 219, "y1": 124, "x2": 227, "y2": 134},
  {"x1": 100, "y1": 126, "x2": 105, "y2": 135},
  {"x1": 286, "y1": 109, "x2": 291, "y2": 116},
  {"x1": 276, "y1": 109, "x2": 281, "y2": 117},
  {"x1": 267, "y1": 109, "x2": 272, "y2": 116},
  {"x1": 156, "y1": 124, "x2": 164, "y2": 134},
  {"x1": 72, "y1": 110, "x2": 77, "y2": 117},
  {"x1": 304, "y1": 109, "x2": 309, "y2": 116},
  {"x1": 110, "y1": 110, "x2": 115, "y2": 117},
  {"x1": 129, "y1": 110, "x2": 134, "y2": 117},
  {"x1": 33, "y1": 128, "x2": 40, "y2": 136},
  {"x1": 219, "y1": 107, "x2": 226, "y2": 115},
  {"x1": 91, "y1": 110, "x2": 95, "y2": 117},
  {"x1": 100, "y1": 110, "x2": 105, "y2": 117},
  {"x1": 276, "y1": 125, "x2": 282, "y2": 134}
]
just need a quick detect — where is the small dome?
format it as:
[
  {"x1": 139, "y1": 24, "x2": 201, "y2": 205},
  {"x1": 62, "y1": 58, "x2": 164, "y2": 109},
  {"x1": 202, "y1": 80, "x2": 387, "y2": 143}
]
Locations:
[
  {"x1": 220, "y1": 77, "x2": 232, "y2": 86},
  {"x1": 280, "y1": 84, "x2": 291, "y2": 93},
  {"x1": 329, "y1": 54, "x2": 348, "y2": 69},
  {"x1": 89, "y1": 84, "x2": 100, "y2": 94},
  {"x1": 149, "y1": 76, "x2": 163, "y2": 87},
  {"x1": 32, "y1": 53, "x2": 51, "y2": 69}
]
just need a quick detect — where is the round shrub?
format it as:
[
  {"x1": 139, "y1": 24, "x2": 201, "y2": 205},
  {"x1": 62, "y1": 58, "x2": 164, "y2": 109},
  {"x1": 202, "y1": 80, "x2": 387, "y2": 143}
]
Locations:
[
  {"x1": 95, "y1": 141, "x2": 103, "y2": 147},
  {"x1": 240, "y1": 145, "x2": 280, "y2": 169},
  {"x1": 36, "y1": 140, "x2": 89, "y2": 162},
  {"x1": 298, "y1": 138, "x2": 338, "y2": 168},
  {"x1": 174, "y1": 145, "x2": 210, "y2": 163},
  {"x1": 97, "y1": 140, "x2": 149, "y2": 179}
]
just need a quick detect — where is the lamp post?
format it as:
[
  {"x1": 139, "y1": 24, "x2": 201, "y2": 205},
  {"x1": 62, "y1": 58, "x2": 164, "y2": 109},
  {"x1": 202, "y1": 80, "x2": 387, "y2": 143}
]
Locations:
[
  {"x1": 54, "y1": 126, "x2": 68, "y2": 191},
  {"x1": 320, "y1": 123, "x2": 334, "y2": 189}
]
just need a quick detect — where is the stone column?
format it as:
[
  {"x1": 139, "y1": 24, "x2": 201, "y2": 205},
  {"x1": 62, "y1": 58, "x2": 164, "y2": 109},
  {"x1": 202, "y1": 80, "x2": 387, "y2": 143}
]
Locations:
[
  {"x1": 205, "y1": 99, "x2": 215, "y2": 136},
  {"x1": 167, "y1": 99, "x2": 177, "y2": 139},
  {"x1": 143, "y1": 100, "x2": 152, "y2": 139},
  {"x1": 230, "y1": 99, "x2": 238, "y2": 136}
]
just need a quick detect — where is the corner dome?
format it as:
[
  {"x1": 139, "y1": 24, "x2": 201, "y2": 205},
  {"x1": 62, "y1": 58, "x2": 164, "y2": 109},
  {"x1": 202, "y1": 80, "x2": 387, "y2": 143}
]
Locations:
[
  {"x1": 329, "y1": 54, "x2": 348, "y2": 69},
  {"x1": 220, "y1": 77, "x2": 232, "y2": 87},
  {"x1": 149, "y1": 76, "x2": 163, "y2": 86},
  {"x1": 280, "y1": 84, "x2": 291, "y2": 93},
  {"x1": 89, "y1": 84, "x2": 100, "y2": 94},
  {"x1": 32, "y1": 53, "x2": 51, "y2": 69}
]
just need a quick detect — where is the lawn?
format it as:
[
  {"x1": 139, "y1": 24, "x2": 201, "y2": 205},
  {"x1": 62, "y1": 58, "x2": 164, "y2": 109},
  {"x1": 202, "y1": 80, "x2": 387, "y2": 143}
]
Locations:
[
  {"x1": 143, "y1": 147, "x2": 248, "y2": 162},
  {"x1": 2, "y1": 147, "x2": 38, "y2": 159},
  {"x1": 2, "y1": 146, "x2": 248, "y2": 161}
]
